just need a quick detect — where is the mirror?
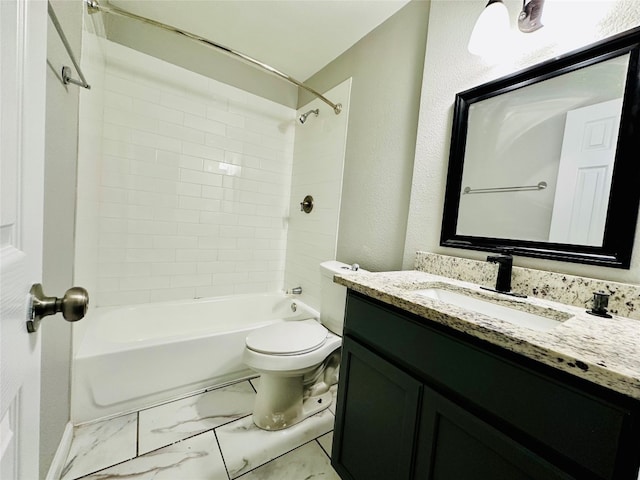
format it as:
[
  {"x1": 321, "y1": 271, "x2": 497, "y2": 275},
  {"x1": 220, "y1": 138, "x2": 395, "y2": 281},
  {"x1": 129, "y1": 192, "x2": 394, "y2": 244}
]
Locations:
[{"x1": 441, "y1": 27, "x2": 640, "y2": 268}]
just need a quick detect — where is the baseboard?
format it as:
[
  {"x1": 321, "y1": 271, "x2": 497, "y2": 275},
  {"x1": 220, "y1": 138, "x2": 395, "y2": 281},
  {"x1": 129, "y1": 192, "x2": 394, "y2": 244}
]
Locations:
[{"x1": 45, "y1": 422, "x2": 73, "y2": 480}]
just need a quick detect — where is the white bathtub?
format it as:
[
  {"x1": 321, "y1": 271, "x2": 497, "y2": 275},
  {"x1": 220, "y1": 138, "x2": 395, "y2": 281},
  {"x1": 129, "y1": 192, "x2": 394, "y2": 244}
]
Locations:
[{"x1": 71, "y1": 293, "x2": 318, "y2": 424}]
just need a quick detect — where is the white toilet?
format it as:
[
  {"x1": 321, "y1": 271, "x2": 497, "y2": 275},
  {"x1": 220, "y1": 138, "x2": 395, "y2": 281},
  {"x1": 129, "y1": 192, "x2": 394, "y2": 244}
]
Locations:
[{"x1": 243, "y1": 260, "x2": 360, "y2": 430}]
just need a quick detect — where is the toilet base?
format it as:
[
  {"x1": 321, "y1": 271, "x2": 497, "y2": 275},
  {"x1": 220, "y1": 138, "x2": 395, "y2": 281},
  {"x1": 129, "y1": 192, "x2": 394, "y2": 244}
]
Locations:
[{"x1": 252, "y1": 375, "x2": 334, "y2": 431}]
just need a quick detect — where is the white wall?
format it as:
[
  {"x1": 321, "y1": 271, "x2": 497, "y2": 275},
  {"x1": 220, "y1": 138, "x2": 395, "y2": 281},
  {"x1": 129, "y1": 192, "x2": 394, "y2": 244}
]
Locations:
[
  {"x1": 301, "y1": 0, "x2": 430, "y2": 272},
  {"x1": 41, "y1": 1, "x2": 83, "y2": 475},
  {"x1": 284, "y1": 80, "x2": 352, "y2": 311},
  {"x1": 404, "y1": 0, "x2": 640, "y2": 283},
  {"x1": 82, "y1": 41, "x2": 296, "y2": 307}
]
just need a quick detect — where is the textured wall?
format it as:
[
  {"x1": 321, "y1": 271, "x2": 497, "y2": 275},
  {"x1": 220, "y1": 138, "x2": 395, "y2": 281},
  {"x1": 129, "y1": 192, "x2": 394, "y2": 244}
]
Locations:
[
  {"x1": 404, "y1": 0, "x2": 640, "y2": 283},
  {"x1": 301, "y1": 0, "x2": 431, "y2": 272}
]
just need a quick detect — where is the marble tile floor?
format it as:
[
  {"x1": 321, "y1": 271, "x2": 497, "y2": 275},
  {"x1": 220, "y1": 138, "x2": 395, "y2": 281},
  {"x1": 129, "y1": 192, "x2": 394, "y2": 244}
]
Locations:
[{"x1": 60, "y1": 378, "x2": 340, "y2": 480}]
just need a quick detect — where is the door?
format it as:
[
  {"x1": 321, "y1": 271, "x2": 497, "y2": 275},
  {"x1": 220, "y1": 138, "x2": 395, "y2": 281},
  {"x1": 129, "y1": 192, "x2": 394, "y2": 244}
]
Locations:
[
  {"x1": 414, "y1": 387, "x2": 574, "y2": 480},
  {"x1": 548, "y1": 99, "x2": 622, "y2": 245},
  {"x1": 1, "y1": 1, "x2": 48, "y2": 479},
  {"x1": 332, "y1": 337, "x2": 422, "y2": 480}
]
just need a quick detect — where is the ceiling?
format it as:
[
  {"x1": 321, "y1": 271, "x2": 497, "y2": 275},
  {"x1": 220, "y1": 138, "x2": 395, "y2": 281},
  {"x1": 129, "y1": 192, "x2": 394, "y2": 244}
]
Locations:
[{"x1": 107, "y1": 0, "x2": 412, "y2": 81}]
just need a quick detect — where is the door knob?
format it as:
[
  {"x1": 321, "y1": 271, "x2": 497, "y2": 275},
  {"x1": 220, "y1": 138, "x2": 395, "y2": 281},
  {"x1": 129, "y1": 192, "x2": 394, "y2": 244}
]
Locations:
[{"x1": 27, "y1": 283, "x2": 89, "y2": 333}]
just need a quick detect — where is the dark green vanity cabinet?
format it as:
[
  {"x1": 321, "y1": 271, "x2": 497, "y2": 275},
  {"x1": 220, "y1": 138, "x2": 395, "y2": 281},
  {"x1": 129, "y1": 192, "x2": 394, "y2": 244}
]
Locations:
[{"x1": 331, "y1": 291, "x2": 640, "y2": 480}]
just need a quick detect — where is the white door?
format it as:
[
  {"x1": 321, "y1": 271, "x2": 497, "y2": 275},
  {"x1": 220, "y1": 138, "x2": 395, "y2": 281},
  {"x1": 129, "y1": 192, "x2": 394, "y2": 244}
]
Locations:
[
  {"x1": 1, "y1": 1, "x2": 48, "y2": 479},
  {"x1": 548, "y1": 99, "x2": 622, "y2": 245}
]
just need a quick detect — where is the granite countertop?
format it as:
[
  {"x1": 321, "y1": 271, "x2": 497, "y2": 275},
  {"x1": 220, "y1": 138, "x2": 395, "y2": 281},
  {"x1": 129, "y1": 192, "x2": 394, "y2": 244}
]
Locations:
[{"x1": 335, "y1": 269, "x2": 640, "y2": 401}]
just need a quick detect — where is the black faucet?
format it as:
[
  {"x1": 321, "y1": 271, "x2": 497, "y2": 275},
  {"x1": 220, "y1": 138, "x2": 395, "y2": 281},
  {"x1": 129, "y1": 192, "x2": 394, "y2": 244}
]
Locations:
[{"x1": 486, "y1": 253, "x2": 513, "y2": 293}]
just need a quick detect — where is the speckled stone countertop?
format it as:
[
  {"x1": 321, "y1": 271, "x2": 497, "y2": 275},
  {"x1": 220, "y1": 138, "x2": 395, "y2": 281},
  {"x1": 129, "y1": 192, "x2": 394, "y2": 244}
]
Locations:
[{"x1": 334, "y1": 269, "x2": 640, "y2": 401}]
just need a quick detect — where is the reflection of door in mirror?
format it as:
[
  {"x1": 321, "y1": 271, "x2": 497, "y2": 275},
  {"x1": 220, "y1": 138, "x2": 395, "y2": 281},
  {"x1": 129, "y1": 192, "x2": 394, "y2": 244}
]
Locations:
[{"x1": 549, "y1": 99, "x2": 622, "y2": 246}]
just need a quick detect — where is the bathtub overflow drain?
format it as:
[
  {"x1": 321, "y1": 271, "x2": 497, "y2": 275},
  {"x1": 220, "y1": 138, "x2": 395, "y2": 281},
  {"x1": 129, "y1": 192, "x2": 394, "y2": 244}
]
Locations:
[{"x1": 291, "y1": 302, "x2": 297, "y2": 312}]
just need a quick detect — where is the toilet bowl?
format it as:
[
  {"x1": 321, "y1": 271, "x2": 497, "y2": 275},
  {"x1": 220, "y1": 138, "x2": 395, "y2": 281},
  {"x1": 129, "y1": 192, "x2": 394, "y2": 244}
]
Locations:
[{"x1": 243, "y1": 260, "x2": 362, "y2": 430}]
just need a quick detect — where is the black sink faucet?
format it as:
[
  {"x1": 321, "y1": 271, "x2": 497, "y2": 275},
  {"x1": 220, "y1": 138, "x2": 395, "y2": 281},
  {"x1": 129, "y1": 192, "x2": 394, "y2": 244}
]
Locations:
[{"x1": 486, "y1": 253, "x2": 513, "y2": 293}]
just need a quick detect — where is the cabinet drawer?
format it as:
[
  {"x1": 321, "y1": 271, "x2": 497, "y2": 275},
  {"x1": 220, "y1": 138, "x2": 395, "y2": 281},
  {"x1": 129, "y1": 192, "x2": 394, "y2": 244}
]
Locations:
[{"x1": 345, "y1": 292, "x2": 635, "y2": 479}]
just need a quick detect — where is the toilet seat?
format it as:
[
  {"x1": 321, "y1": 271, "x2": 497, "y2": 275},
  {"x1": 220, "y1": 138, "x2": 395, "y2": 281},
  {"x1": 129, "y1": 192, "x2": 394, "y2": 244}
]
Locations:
[{"x1": 246, "y1": 320, "x2": 328, "y2": 355}]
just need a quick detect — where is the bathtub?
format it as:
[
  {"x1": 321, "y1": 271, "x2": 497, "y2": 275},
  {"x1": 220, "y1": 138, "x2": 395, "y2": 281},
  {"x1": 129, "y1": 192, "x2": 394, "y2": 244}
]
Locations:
[{"x1": 71, "y1": 293, "x2": 318, "y2": 424}]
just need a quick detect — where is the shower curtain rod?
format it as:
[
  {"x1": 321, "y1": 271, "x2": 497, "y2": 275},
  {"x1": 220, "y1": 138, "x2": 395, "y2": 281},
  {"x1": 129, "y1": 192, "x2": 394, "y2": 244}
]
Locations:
[{"x1": 86, "y1": 0, "x2": 342, "y2": 115}]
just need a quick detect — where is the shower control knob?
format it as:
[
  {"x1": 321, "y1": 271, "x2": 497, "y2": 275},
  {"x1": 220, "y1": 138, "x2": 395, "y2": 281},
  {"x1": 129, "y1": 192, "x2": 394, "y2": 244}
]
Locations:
[{"x1": 27, "y1": 283, "x2": 90, "y2": 333}]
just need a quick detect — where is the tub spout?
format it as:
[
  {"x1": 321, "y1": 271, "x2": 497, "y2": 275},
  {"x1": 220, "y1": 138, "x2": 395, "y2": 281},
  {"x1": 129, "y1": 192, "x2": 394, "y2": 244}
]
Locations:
[{"x1": 288, "y1": 286, "x2": 302, "y2": 294}]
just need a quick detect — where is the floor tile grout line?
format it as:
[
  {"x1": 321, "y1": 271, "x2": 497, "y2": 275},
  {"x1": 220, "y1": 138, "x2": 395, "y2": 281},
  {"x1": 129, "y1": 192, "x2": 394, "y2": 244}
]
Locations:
[
  {"x1": 231, "y1": 435, "x2": 334, "y2": 479},
  {"x1": 213, "y1": 427, "x2": 233, "y2": 480}
]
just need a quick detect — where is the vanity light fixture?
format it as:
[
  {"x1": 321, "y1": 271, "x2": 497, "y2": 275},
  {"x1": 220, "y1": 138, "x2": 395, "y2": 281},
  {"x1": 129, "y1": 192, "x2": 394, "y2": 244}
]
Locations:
[{"x1": 468, "y1": 0, "x2": 546, "y2": 55}]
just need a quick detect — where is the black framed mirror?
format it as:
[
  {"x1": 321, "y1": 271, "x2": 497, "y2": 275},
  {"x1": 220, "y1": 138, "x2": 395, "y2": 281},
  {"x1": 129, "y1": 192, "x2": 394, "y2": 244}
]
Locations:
[{"x1": 441, "y1": 26, "x2": 640, "y2": 269}]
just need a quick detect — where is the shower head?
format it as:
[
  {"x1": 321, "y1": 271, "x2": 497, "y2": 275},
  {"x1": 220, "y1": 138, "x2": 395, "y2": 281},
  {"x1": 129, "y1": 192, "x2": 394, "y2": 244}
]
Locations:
[{"x1": 299, "y1": 109, "x2": 319, "y2": 124}]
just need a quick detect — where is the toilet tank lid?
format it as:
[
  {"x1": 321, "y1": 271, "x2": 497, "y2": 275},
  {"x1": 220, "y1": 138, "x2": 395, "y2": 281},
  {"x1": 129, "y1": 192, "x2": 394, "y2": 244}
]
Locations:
[
  {"x1": 320, "y1": 260, "x2": 366, "y2": 276},
  {"x1": 246, "y1": 320, "x2": 328, "y2": 355}
]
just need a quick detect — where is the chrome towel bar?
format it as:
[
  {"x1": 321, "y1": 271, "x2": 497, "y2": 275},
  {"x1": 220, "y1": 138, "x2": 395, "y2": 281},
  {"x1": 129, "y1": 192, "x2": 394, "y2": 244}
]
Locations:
[
  {"x1": 463, "y1": 181, "x2": 547, "y2": 195},
  {"x1": 48, "y1": 1, "x2": 91, "y2": 89}
]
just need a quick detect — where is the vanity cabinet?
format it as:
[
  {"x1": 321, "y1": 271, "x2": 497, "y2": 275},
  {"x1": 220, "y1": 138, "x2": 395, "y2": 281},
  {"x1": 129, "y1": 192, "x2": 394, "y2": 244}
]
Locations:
[{"x1": 331, "y1": 291, "x2": 640, "y2": 480}]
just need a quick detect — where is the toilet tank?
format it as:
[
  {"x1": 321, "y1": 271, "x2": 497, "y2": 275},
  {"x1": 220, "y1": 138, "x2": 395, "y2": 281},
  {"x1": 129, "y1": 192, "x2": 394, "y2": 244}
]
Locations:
[{"x1": 320, "y1": 261, "x2": 365, "y2": 335}]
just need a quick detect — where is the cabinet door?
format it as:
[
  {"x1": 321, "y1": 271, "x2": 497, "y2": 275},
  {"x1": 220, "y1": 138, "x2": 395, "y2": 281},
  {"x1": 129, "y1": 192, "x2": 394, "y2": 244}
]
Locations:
[
  {"x1": 414, "y1": 387, "x2": 574, "y2": 480},
  {"x1": 332, "y1": 337, "x2": 422, "y2": 480}
]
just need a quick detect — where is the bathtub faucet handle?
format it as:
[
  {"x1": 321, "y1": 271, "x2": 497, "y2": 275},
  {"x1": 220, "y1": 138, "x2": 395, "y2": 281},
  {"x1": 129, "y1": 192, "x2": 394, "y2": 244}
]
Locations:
[
  {"x1": 27, "y1": 283, "x2": 90, "y2": 333},
  {"x1": 288, "y1": 286, "x2": 303, "y2": 295}
]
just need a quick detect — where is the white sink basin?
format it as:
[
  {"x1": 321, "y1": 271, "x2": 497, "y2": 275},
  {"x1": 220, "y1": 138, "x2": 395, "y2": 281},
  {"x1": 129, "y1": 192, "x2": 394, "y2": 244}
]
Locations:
[{"x1": 415, "y1": 288, "x2": 564, "y2": 332}]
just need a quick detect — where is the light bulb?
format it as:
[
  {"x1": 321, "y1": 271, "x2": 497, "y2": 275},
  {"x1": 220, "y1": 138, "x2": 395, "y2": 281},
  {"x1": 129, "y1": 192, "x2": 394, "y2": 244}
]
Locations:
[{"x1": 468, "y1": 0, "x2": 510, "y2": 56}]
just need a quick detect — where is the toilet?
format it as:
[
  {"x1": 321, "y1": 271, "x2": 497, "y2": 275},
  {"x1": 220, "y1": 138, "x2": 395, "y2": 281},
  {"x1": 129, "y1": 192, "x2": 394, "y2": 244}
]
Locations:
[{"x1": 243, "y1": 260, "x2": 361, "y2": 430}]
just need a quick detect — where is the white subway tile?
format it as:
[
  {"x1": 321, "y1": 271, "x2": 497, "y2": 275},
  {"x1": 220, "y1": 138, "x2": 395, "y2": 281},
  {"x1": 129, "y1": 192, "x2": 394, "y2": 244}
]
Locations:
[
  {"x1": 204, "y1": 133, "x2": 243, "y2": 154},
  {"x1": 130, "y1": 160, "x2": 179, "y2": 181},
  {"x1": 180, "y1": 168, "x2": 223, "y2": 187},
  {"x1": 160, "y1": 92, "x2": 206, "y2": 117},
  {"x1": 104, "y1": 106, "x2": 158, "y2": 133},
  {"x1": 149, "y1": 287, "x2": 196, "y2": 303},
  {"x1": 120, "y1": 275, "x2": 171, "y2": 291},
  {"x1": 158, "y1": 121, "x2": 205, "y2": 145},
  {"x1": 179, "y1": 155, "x2": 204, "y2": 171},
  {"x1": 125, "y1": 248, "x2": 175, "y2": 263},
  {"x1": 106, "y1": 74, "x2": 160, "y2": 103},
  {"x1": 103, "y1": 122, "x2": 133, "y2": 142},
  {"x1": 179, "y1": 196, "x2": 221, "y2": 212},
  {"x1": 151, "y1": 262, "x2": 198, "y2": 276},
  {"x1": 201, "y1": 185, "x2": 224, "y2": 200},
  {"x1": 196, "y1": 261, "x2": 236, "y2": 274},
  {"x1": 206, "y1": 107, "x2": 244, "y2": 128},
  {"x1": 184, "y1": 114, "x2": 226, "y2": 136},
  {"x1": 100, "y1": 186, "x2": 128, "y2": 204},
  {"x1": 132, "y1": 130, "x2": 182, "y2": 153},
  {"x1": 227, "y1": 126, "x2": 261, "y2": 146},
  {"x1": 104, "y1": 91, "x2": 133, "y2": 111},
  {"x1": 98, "y1": 248, "x2": 126, "y2": 263},
  {"x1": 126, "y1": 220, "x2": 177, "y2": 235},
  {"x1": 156, "y1": 151, "x2": 181, "y2": 167},
  {"x1": 153, "y1": 207, "x2": 199, "y2": 224},
  {"x1": 98, "y1": 290, "x2": 150, "y2": 307},
  {"x1": 182, "y1": 142, "x2": 224, "y2": 162},
  {"x1": 152, "y1": 235, "x2": 198, "y2": 249},
  {"x1": 97, "y1": 277, "x2": 120, "y2": 292},
  {"x1": 195, "y1": 284, "x2": 234, "y2": 298},
  {"x1": 128, "y1": 190, "x2": 178, "y2": 208},
  {"x1": 200, "y1": 211, "x2": 238, "y2": 225},
  {"x1": 177, "y1": 182, "x2": 202, "y2": 198},
  {"x1": 198, "y1": 236, "x2": 236, "y2": 249},
  {"x1": 133, "y1": 98, "x2": 184, "y2": 124},
  {"x1": 100, "y1": 218, "x2": 128, "y2": 233},
  {"x1": 177, "y1": 223, "x2": 219, "y2": 236},
  {"x1": 243, "y1": 142, "x2": 278, "y2": 161},
  {"x1": 171, "y1": 274, "x2": 211, "y2": 288}
]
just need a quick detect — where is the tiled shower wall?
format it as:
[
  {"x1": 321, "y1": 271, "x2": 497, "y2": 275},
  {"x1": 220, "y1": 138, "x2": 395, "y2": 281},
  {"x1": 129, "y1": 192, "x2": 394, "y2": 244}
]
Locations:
[
  {"x1": 90, "y1": 41, "x2": 296, "y2": 306},
  {"x1": 284, "y1": 80, "x2": 351, "y2": 312}
]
